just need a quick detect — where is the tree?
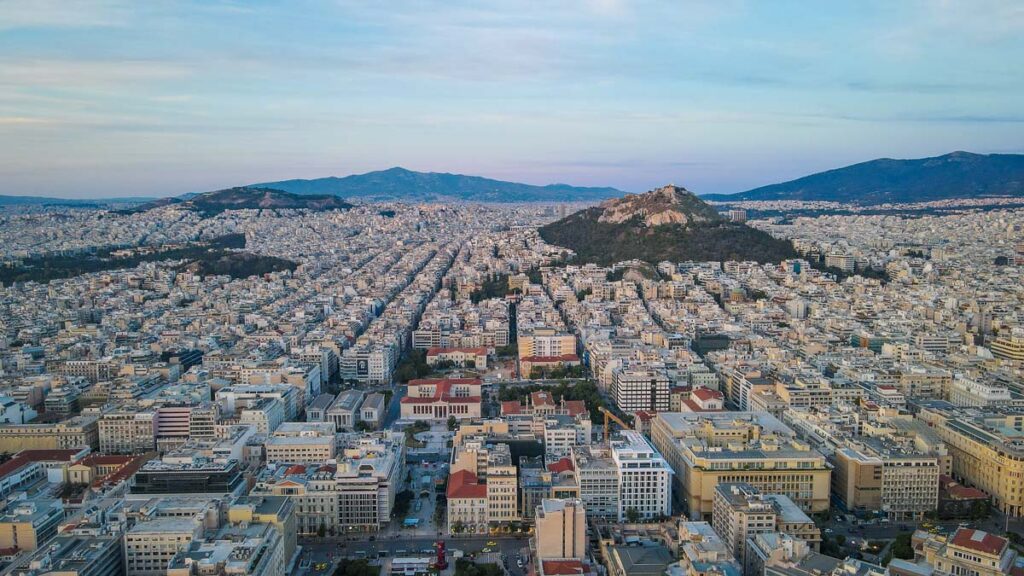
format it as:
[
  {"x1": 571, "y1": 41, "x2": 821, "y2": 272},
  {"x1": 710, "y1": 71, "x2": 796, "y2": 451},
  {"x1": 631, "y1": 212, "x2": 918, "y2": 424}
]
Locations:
[
  {"x1": 892, "y1": 532, "x2": 914, "y2": 560},
  {"x1": 334, "y1": 559, "x2": 379, "y2": 576},
  {"x1": 625, "y1": 507, "x2": 640, "y2": 523},
  {"x1": 317, "y1": 522, "x2": 326, "y2": 538},
  {"x1": 447, "y1": 415, "x2": 458, "y2": 431}
]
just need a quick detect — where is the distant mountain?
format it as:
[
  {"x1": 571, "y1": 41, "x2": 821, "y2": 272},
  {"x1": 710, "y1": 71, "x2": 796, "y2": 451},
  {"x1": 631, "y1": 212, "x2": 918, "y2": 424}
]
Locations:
[
  {"x1": 252, "y1": 167, "x2": 623, "y2": 202},
  {"x1": 135, "y1": 187, "x2": 353, "y2": 215},
  {"x1": 704, "y1": 152, "x2": 1024, "y2": 204},
  {"x1": 0, "y1": 195, "x2": 153, "y2": 207},
  {"x1": 539, "y1": 185, "x2": 796, "y2": 266}
]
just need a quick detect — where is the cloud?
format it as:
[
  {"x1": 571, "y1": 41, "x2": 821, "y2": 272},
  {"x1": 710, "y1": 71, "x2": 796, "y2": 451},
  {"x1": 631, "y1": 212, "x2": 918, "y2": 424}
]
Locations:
[
  {"x1": 0, "y1": 0, "x2": 130, "y2": 30},
  {"x1": 0, "y1": 116, "x2": 52, "y2": 125},
  {"x1": 0, "y1": 59, "x2": 190, "y2": 88}
]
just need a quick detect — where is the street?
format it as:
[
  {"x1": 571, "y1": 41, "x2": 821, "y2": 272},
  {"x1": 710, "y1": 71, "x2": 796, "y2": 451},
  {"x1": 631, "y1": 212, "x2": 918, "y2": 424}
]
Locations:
[{"x1": 298, "y1": 535, "x2": 531, "y2": 576}]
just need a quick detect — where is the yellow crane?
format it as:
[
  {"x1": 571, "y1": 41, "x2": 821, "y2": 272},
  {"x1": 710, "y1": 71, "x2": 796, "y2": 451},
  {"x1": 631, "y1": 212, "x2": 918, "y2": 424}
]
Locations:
[{"x1": 598, "y1": 405, "x2": 632, "y2": 440}]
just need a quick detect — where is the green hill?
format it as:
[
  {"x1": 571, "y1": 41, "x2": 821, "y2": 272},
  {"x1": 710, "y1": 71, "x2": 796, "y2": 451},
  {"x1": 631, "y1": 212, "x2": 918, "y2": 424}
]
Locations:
[{"x1": 539, "y1": 185, "x2": 796, "y2": 265}]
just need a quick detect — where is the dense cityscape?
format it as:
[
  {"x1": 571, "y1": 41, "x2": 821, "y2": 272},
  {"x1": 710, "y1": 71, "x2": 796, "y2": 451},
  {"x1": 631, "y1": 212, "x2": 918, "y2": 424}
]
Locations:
[{"x1": 0, "y1": 190, "x2": 1021, "y2": 576}]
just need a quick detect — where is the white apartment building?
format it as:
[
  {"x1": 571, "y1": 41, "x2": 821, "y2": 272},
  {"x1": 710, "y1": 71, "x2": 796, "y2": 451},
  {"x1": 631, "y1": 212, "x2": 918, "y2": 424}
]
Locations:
[
  {"x1": 949, "y1": 377, "x2": 1013, "y2": 408},
  {"x1": 609, "y1": 430, "x2": 672, "y2": 521}
]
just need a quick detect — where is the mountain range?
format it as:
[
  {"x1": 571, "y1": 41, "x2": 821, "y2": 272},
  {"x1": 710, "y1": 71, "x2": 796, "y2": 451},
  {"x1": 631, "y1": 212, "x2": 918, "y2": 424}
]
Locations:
[
  {"x1": 702, "y1": 152, "x2": 1024, "y2": 204},
  {"x1": 538, "y1": 185, "x2": 796, "y2": 266},
  {"x1": 1, "y1": 152, "x2": 1022, "y2": 207},
  {"x1": 251, "y1": 167, "x2": 623, "y2": 202}
]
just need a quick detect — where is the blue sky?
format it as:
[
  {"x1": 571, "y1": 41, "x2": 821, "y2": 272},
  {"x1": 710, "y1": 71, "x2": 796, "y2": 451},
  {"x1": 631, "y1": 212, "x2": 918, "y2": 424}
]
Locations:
[{"x1": 1, "y1": 0, "x2": 1022, "y2": 198}]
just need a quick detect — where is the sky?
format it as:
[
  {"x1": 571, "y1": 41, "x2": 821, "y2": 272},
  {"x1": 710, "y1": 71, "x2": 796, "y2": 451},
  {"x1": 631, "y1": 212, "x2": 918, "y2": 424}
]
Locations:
[{"x1": 1, "y1": 0, "x2": 1022, "y2": 199}]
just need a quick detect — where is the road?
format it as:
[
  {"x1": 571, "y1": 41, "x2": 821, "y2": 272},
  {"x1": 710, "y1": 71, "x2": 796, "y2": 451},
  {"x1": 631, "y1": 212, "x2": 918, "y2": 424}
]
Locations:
[
  {"x1": 821, "y1": 514, "x2": 1023, "y2": 542},
  {"x1": 298, "y1": 535, "x2": 531, "y2": 576}
]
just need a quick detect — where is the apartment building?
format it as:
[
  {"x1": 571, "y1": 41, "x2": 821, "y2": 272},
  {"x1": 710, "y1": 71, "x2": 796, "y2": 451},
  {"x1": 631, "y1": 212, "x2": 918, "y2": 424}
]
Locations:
[
  {"x1": 712, "y1": 483, "x2": 778, "y2": 565},
  {"x1": 165, "y1": 522, "x2": 286, "y2": 576},
  {"x1": 570, "y1": 445, "x2": 620, "y2": 520},
  {"x1": 447, "y1": 439, "x2": 519, "y2": 533},
  {"x1": 239, "y1": 397, "x2": 286, "y2": 434},
  {"x1": 98, "y1": 409, "x2": 157, "y2": 454},
  {"x1": 651, "y1": 412, "x2": 831, "y2": 519},
  {"x1": 12, "y1": 523, "x2": 123, "y2": 576},
  {"x1": 535, "y1": 498, "x2": 587, "y2": 561},
  {"x1": 0, "y1": 495, "x2": 63, "y2": 552},
  {"x1": 609, "y1": 430, "x2": 672, "y2": 521},
  {"x1": 335, "y1": 433, "x2": 406, "y2": 531},
  {"x1": 518, "y1": 328, "x2": 576, "y2": 359},
  {"x1": 264, "y1": 422, "x2": 336, "y2": 464},
  {"x1": 124, "y1": 517, "x2": 204, "y2": 576},
  {"x1": 612, "y1": 367, "x2": 671, "y2": 414},
  {"x1": 832, "y1": 445, "x2": 939, "y2": 521}
]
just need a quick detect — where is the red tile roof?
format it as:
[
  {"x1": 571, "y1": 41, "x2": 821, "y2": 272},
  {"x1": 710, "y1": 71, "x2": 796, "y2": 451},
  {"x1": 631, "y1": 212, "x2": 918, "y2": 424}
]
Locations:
[
  {"x1": 91, "y1": 454, "x2": 147, "y2": 489},
  {"x1": 547, "y1": 457, "x2": 574, "y2": 474},
  {"x1": 634, "y1": 410, "x2": 656, "y2": 422},
  {"x1": 80, "y1": 454, "x2": 134, "y2": 466},
  {"x1": 408, "y1": 378, "x2": 482, "y2": 386},
  {"x1": 950, "y1": 528, "x2": 1007, "y2": 556},
  {"x1": 426, "y1": 347, "x2": 487, "y2": 356},
  {"x1": 541, "y1": 560, "x2": 585, "y2": 575},
  {"x1": 402, "y1": 378, "x2": 482, "y2": 404},
  {"x1": 501, "y1": 400, "x2": 523, "y2": 415},
  {"x1": 531, "y1": 391, "x2": 556, "y2": 407},
  {"x1": 681, "y1": 399, "x2": 725, "y2": 413},
  {"x1": 0, "y1": 449, "x2": 83, "y2": 478},
  {"x1": 520, "y1": 355, "x2": 580, "y2": 363},
  {"x1": 563, "y1": 400, "x2": 587, "y2": 417},
  {"x1": 447, "y1": 470, "x2": 486, "y2": 499},
  {"x1": 692, "y1": 388, "x2": 723, "y2": 401}
]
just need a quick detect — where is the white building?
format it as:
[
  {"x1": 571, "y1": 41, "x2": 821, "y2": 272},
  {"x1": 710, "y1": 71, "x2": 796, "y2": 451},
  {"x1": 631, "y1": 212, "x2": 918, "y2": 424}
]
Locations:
[{"x1": 609, "y1": 430, "x2": 672, "y2": 521}]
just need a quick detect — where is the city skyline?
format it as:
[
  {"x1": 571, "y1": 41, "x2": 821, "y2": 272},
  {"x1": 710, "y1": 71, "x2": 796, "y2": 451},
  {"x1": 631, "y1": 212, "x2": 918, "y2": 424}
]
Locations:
[{"x1": 1, "y1": 0, "x2": 1022, "y2": 198}]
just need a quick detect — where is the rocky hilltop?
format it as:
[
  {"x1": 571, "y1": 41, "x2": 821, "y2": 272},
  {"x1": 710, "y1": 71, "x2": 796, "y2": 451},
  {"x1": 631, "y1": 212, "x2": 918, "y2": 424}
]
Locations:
[
  {"x1": 538, "y1": 184, "x2": 796, "y2": 266},
  {"x1": 597, "y1": 184, "x2": 722, "y2": 226}
]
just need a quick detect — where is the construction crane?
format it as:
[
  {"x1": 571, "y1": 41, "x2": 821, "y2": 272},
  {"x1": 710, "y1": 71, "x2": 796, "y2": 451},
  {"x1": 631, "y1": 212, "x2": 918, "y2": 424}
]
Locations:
[{"x1": 598, "y1": 406, "x2": 632, "y2": 440}]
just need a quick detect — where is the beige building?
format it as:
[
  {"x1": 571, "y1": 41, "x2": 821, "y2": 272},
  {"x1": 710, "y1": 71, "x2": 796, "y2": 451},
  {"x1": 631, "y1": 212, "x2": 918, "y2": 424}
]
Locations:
[
  {"x1": 832, "y1": 445, "x2": 939, "y2": 520},
  {"x1": 98, "y1": 409, "x2": 156, "y2": 454},
  {"x1": 518, "y1": 328, "x2": 576, "y2": 359},
  {"x1": 447, "y1": 439, "x2": 519, "y2": 533},
  {"x1": 0, "y1": 496, "x2": 63, "y2": 552},
  {"x1": 0, "y1": 416, "x2": 99, "y2": 452},
  {"x1": 264, "y1": 422, "x2": 336, "y2": 464},
  {"x1": 124, "y1": 516, "x2": 204, "y2": 576},
  {"x1": 915, "y1": 528, "x2": 1020, "y2": 576},
  {"x1": 917, "y1": 404, "x2": 1024, "y2": 516},
  {"x1": 535, "y1": 499, "x2": 587, "y2": 561},
  {"x1": 228, "y1": 496, "x2": 298, "y2": 569},
  {"x1": 651, "y1": 412, "x2": 831, "y2": 519},
  {"x1": 712, "y1": 483, "x2": 778, "y2": 565}
]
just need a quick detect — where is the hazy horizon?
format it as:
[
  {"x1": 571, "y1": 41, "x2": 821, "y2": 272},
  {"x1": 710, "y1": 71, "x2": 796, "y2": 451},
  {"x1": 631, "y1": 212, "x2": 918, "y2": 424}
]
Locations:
[{"x1": 2, "y1": 1, "x2": 1022, "y2": 199}]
